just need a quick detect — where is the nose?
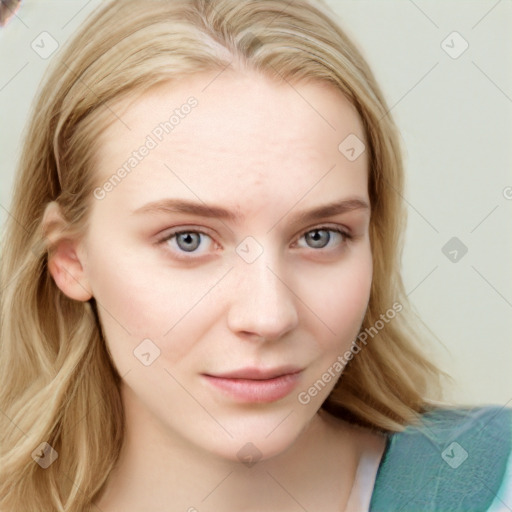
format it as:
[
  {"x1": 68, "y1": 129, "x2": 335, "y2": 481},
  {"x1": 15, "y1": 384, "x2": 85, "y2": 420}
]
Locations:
[{"x1": 226, "y1": 253, "x2": 299, "y2": 342}]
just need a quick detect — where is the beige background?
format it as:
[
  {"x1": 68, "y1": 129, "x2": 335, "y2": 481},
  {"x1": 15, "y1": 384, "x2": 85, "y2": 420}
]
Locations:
[{"x1": 0, "y1": 0, "x2": 511, "y2": 407}]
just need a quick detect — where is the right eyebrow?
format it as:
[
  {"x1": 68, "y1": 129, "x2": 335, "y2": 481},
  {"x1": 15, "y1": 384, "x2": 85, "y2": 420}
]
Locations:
[
  {"x1": 131, "y1": 197, "x2": 370, "y2": 225},
  {"x1": 131, "y1": 198, "x2": 242, "y2": 224}
]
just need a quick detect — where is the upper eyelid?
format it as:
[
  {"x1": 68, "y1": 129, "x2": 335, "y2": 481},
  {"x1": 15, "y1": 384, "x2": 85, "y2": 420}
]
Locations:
[
  {"x1": 160, "y1": 223, "x2": 349, "y2": 239},
  {"x1": 158, "y1": 224, "x2": 350, "y2": 248}
]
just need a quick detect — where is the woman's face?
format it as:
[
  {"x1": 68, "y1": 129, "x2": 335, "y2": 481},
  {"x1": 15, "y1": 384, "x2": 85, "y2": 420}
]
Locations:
[{"x1": 77, "y1": 69, "x2": 372, "y2": 460}]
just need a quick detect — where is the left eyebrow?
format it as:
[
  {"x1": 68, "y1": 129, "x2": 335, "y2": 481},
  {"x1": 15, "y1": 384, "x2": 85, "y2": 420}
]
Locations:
[
  {"x1": 287, "y1": 198, "x2": 370, "y2": 225},
  {"x1": 131, "y1": 197, "x2": 370, "y2": 224}
]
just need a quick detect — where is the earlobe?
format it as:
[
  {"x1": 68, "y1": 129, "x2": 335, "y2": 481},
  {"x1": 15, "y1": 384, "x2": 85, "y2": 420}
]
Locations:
[{"x1": 42, "y1": 201, "x2": 93, "y2": 302}]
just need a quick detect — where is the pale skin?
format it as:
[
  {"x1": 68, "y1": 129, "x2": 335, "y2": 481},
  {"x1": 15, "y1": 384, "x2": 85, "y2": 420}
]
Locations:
[{"x1": 44, "y1": 68, "x2": 387, "y2": 511}]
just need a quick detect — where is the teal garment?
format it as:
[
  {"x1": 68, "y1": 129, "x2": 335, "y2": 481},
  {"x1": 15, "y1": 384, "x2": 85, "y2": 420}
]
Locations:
[{"x1": 369, "y1": 405, "x2": 512, "y2": 512}]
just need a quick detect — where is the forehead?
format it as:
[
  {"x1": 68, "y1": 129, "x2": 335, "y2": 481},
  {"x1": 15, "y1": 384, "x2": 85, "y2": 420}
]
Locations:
[{"x1": 92, "y1": 69, "x2": 369, "y2": 215}]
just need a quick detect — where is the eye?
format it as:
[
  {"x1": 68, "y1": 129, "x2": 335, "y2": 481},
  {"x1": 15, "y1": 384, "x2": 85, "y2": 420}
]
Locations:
[
  {"x1": 156, "y1": 225, "x2": 352, "y2": 260},
  {"x1": 296, "y1": 226, "x2": 351, "y2": 250},
  {"x1": 157, "y1": 229, "x2": 215, "y2": 258}
]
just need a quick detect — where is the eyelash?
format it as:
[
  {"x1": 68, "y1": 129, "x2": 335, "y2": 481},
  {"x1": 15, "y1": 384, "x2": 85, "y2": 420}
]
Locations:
[{"x1": 156, "y1": 225, "x2": 353, "y2": 260}]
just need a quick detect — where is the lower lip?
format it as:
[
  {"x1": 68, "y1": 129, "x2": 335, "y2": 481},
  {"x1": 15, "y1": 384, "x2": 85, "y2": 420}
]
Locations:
[{"x1": 202, "y1": 372, "x2": 302, "y2": 403}]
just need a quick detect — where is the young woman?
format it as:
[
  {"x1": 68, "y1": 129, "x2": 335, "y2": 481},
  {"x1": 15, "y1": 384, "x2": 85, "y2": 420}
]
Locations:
[{"x1": 1, "y1": 1, "x2": 510, "y2": 511}]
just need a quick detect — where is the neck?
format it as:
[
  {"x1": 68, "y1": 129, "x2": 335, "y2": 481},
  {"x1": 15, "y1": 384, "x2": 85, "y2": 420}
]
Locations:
[{"x1": 93, "y1": 388, "x2": 379, "y2": 512}]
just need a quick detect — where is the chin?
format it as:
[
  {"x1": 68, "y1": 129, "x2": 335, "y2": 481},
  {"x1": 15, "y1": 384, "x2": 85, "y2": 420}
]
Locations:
[{"x1": 198, "y1": 404, "x2": 319, "y2": 464}]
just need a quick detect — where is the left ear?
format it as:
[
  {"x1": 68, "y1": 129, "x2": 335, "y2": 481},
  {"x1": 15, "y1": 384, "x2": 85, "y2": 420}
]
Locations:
[{"x1": 42, "y1": 201, "x2": 93, "y2": 302}]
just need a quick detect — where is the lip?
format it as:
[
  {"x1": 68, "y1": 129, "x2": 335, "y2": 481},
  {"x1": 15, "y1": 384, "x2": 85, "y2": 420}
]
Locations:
[
  {"x1": 208, "y1": 366, "x2": 303, "y2": 380},
  {"x1": 202, "y1": 366, "x2": 303, "y2": 403}
]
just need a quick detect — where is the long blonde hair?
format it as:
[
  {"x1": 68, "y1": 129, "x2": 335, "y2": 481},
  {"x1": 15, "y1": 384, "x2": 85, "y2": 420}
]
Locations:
[{"x1": 0, "y1": 0, "x2": 447, "y2": 510}]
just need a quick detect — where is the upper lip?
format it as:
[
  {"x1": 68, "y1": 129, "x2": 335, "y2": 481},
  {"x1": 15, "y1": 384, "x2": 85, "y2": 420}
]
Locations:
[{"x1": 204, "y1": 366, "x2": 303, "y2": 380}]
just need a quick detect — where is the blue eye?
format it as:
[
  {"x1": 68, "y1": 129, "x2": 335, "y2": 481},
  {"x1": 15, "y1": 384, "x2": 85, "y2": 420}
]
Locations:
[
  {"x1": 159, "y1": 230, "x2": 213, "y2": 255},
  {"x1": 174, "y1": 232, "x2": 202, "y2": 252},
  {"x1": 299, "y1": 227, "x2": 349, "y2": 250},
  {"x1": 157, "y1": 225, "x2": 351, "y2": 260}
]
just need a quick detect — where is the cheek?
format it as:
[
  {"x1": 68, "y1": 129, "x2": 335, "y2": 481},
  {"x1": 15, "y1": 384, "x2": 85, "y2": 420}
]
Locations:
[
  {"x1": 300, "y1": 246, "x2": 372, "y2": 347},
  {"x1": 84, "y1": 245, "x2": 224, "y2": 363}
]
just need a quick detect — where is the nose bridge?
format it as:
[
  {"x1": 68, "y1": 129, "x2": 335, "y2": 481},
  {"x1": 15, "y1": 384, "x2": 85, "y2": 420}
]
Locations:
[{"x1": 227, "y1": 242, "x2": 299, "y2": 340}]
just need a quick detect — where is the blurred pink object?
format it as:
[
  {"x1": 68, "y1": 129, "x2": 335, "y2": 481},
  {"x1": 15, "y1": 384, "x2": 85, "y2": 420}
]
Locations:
[{"x1": 0, "y1": 0, "x2": 22, "y2": 27}]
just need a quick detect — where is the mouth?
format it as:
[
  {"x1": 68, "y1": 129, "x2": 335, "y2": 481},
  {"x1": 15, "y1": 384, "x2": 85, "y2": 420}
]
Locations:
[{"x1": 201, "y1": 366, "x2": 303, "y2": 403}]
